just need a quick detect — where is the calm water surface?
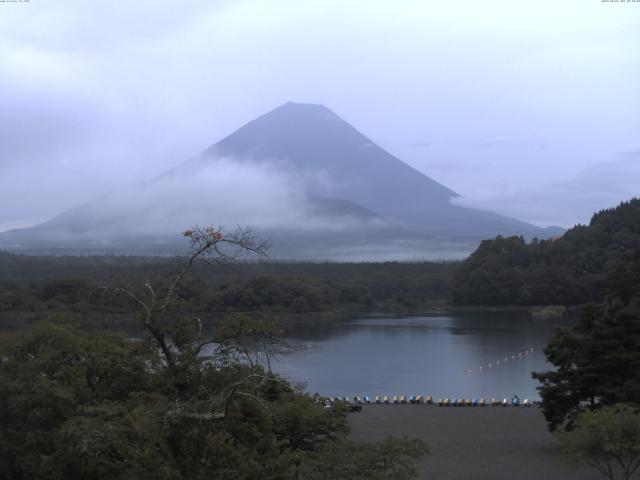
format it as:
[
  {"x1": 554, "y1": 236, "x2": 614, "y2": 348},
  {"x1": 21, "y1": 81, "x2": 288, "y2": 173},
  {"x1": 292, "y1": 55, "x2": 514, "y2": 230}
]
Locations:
[{"x1": 274, "y1": 311, "x2": 572, "y2": 400}]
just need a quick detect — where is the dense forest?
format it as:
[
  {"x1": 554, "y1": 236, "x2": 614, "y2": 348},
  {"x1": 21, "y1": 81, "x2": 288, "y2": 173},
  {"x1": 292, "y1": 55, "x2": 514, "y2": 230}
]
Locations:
[
  {"x1": 451, "y1": 198, "x2": 640, "y2": 306},
  {"x1": 0, "y1": 252, "x2": 454, "y2": 332}
]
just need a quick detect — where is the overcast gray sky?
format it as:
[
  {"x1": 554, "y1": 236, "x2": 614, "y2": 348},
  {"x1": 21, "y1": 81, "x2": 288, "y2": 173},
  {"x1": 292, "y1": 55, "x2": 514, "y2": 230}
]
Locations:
[{"x1": 1, "y1": 0, "x2": 638, "y2": 232}]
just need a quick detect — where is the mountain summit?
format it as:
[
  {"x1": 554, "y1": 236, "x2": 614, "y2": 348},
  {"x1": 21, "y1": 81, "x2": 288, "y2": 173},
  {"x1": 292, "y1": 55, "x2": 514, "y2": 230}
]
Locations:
[
  {"x1": 211, "y1": 102, "x2": 456, "y2": 200},
  {"x1": 0, "y1": 102, "x2": 561, "y2": 259}
]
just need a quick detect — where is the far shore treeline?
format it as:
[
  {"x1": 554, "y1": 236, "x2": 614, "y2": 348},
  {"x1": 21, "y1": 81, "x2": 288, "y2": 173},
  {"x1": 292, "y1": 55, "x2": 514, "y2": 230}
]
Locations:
[{"x1": 0, "y1": 255, "x2": 453, "y2": 332}]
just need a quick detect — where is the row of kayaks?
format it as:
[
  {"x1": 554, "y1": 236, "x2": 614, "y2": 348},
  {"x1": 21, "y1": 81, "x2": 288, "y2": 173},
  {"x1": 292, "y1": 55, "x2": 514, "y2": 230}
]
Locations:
[{"x1": 327, "y1": 395, "x2": 532, "y2": 407}]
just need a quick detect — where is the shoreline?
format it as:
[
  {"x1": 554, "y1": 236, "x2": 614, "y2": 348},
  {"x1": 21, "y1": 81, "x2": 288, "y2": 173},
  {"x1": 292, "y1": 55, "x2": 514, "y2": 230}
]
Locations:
[{"x1": 348, "y1": 404, "x2": 600, "y2": 480}]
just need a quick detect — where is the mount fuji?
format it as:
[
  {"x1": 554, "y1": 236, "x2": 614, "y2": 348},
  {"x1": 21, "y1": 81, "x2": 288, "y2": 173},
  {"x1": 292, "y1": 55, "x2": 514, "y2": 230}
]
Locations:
[{"x1": 0, "y1": 102, "x2": 561, "y2": 260}]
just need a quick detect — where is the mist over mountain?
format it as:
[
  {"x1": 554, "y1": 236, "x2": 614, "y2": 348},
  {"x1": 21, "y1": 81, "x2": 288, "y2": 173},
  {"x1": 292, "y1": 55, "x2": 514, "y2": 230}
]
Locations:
[{"x1": 0, "y1": 102, "x2": 562, "y2": 260}]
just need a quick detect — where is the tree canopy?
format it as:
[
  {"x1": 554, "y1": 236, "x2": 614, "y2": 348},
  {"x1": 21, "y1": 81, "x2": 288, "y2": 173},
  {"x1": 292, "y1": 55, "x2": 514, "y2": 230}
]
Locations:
[
  {"x1": 452, "y1": 198, "x2": 640, "y2": 306},
  {"x1": 556, "y1": 404, "x2": 640, "y2": 480},
  {"x1": 0, "y1": 321, "x2": 353, "y2": 479}
]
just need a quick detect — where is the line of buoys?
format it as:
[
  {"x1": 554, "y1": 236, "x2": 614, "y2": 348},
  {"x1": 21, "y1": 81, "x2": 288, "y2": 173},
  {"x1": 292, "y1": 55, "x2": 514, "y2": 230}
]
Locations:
[{"x1": 458, "y1": 347, "x2": 537, "y2": 377}]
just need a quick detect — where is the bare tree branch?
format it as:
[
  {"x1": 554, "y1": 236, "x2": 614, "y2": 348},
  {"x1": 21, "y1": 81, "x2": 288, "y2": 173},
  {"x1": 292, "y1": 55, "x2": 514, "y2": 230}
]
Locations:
[{"x1": 101, "y1": 225, "x2": 267, "y2": 371}]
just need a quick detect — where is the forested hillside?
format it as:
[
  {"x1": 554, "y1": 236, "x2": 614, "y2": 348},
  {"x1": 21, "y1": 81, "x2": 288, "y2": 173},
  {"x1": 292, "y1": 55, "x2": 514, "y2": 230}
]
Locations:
[{"x1": 452, "y1": 199, "x2": 640, "y2": 306}]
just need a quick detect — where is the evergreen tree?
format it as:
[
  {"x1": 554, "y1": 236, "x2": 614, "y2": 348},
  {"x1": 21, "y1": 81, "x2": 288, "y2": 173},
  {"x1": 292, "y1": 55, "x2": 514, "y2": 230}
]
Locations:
[{"x1": 533, "y1": 297, "x2": 640, "y2": 431}]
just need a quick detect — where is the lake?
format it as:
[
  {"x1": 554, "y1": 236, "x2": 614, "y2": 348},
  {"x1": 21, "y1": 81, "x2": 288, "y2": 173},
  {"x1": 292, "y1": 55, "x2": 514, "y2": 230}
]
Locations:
[{"x1": 273, "y1": 311, "x2": 571, "y2": 400}]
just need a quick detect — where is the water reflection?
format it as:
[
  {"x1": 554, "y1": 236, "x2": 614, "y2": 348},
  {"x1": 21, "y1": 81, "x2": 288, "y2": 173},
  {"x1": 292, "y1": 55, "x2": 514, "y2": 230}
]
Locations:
[{"x1": 273, "y1": 311, "x2": 572, "y2": 399}]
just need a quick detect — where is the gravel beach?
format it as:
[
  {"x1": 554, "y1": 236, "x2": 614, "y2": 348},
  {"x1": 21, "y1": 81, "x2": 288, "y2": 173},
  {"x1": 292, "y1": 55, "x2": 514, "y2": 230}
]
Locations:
[{"x1": 348, "y1": 404, "x2": 602, "y2": 480}]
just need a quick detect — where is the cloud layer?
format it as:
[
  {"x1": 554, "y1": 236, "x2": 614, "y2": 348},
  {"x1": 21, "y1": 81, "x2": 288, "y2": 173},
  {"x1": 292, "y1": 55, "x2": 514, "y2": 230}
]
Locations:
[
  {"x1": 454, "y1": 154, "x2": 640, "y2": 227},
  {"x1": 34, "y1": 157, "x2": 390, "y2": 242}
]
